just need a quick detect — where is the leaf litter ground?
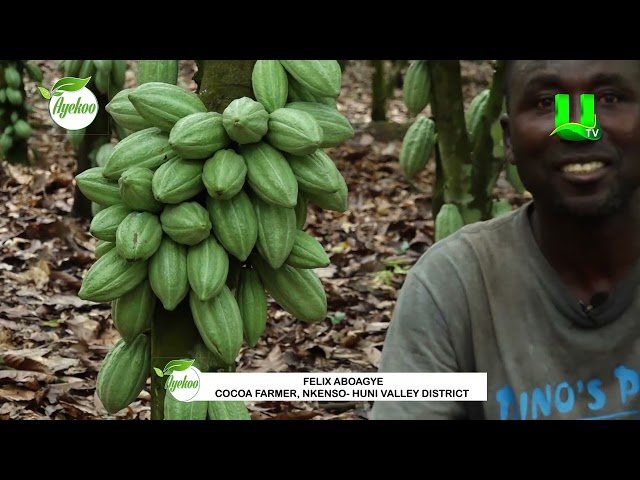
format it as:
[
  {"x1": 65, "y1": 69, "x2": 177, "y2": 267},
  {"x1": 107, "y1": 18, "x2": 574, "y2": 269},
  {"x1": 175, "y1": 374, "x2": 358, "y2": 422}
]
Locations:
[{"x1": 0, "y1": 60, "x2": 526, "y2": 420}]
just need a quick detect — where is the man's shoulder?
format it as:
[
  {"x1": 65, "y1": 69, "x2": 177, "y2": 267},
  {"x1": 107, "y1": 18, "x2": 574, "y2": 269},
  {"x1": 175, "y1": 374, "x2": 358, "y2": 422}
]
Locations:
[{"x1": 410, "y1": 202, "x2": 529, "y2": 283}]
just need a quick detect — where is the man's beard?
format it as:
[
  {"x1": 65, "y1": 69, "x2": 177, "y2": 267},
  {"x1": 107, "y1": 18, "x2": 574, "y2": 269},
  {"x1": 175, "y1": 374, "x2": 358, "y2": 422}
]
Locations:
[{"x1": 549, "y1": 178, "x2": 632, "y2": 219}]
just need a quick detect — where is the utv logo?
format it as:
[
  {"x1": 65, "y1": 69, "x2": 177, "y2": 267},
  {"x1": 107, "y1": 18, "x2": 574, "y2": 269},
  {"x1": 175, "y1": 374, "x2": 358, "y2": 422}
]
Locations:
[
  {"x1": 37, "y1": 76, "x2": 98, "y2": 130},
  {"x1": 154, "y1": 359, "x2": 201, "y2": 402},
  {"x1": 550, "y1": 93, "x2": 602, "y2": 141}
]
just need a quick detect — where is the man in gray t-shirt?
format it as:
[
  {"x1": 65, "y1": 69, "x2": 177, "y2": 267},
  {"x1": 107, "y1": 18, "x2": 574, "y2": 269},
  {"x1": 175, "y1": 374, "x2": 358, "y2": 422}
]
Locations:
[{"x1": 370, "y1": 60, "x2": 640, "y2": 420}]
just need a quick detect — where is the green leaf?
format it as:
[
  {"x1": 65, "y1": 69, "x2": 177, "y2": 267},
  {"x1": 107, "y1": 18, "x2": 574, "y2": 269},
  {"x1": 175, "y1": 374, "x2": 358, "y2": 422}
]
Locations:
[
  {"x1": 37, "y1": 87, "x2": 51, "y2": 99},
  {"x1": 153, "y1": 367, "x2": 164, "y2": 377},
  {"x1": 51, "y1": 76, "x2": 91, "y2": 94},
  {"x1": 162, "y1": 359, "x2": 195, "y2": 376}
]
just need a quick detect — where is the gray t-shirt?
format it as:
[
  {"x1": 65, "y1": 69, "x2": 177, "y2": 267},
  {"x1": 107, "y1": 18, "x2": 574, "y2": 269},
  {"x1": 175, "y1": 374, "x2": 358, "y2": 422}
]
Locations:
[{"x1": 369, "y1": 201, "x2": 640, "y2": 420}]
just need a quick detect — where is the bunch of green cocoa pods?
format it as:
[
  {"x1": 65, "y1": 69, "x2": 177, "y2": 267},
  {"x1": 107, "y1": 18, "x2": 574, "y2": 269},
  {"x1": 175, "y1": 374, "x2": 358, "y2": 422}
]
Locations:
[{"x1": 75, "y1": 60, "x2": 353, "y2": 420}]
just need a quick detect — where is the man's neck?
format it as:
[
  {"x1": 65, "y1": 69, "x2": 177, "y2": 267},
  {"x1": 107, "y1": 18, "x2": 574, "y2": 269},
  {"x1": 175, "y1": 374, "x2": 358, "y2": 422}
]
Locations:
[{"x1": 530, "y1": 195, "x2": 640, "y2": 304}]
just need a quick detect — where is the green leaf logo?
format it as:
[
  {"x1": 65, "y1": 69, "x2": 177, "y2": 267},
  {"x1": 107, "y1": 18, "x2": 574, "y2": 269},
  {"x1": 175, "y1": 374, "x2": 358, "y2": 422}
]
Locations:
[
  {"x1": 550, "y1": 115, "x2": 602, "y2": 141},
  {"x1": 52, "y1": 76, "x2": 92, "y2": 94},
  {"x1": 37, "y1": 76, "x2": 92, "y2": 101},
  {"x1": 38, "y1": 87, "x2": 51, "y2": 100},
  {"x1": 156, "y1": 359, "x2": 195, "y2": 378}
]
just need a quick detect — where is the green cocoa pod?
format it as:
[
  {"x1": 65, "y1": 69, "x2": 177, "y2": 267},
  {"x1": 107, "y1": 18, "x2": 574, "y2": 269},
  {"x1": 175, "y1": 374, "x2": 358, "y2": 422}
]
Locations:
[
  {"x1": 236, "y1": 266, "x2": 267, "y2": 348},
  {"x1": 286, "y1": 75, "x2": 318, "y2": 103},
  {"x1": 152, "y1": 157, "x2": 205, "y2": 205},
  {"x1": 202, "y1": 149, "x2": 247, "y2": 200},
  {"x1": 187, "y1": 235, "x2": 229, "y2": 302},
  {"x1": 111, "y1": 279, "x2": 156, "y2": 343},
  {"x1": 148, "y1": 235, "x2": 190, "y2": 311},
  {"x1": 399, "y1": 116, "x2": 436, "y2": 181},
  {"x1": 284, "y1": 230, "x2": 330, "y2": 269},
  {"x1": 118, "y1": 166, "x2": 164, "y2": 214},
  {"x1": 90, "y1": 204, "x2": 133, "y2": 242},
  {"x1": 64, "y1": 59, "x2": 84, "y2": 78},
  {"x1": 435, "y1": 203, "x2": 465, "y2": 242},
  {"x1": 160, "y1": 201, "x2": 212, "y2": 246},
  {"x1": 105, "y1": 88, "x2": 156, "y2": 133},
  {"x1": 238, "y1": 142, "x2": 298, "y2": 208},
  {"x1": 206, "y1": 191, "x2": 258, "y2": 262},
  {"x1": 168, "y1": 111, "x2": 231, "y2": 160},
  {"x1": 137, "y1": 60, "x2": 178, "y2": 85},
  {"x1": 251, "y1": 60, "x2": 288, "y2": 114},
  {"x1": 5, "y1": 88, "x2": 23, "y2": 106},
  {"x1": 78, "y1": 60, "x2": 96, "y2": 80},
  {"x1": 285, "y1": 149, "x2": 342, "y2": 196},
  {"x1": 95, "y1": 67, "x2": 110, "y2": 95},
  {"x1": 102, "y1": 127, "x2": 175, "y2": 181},
  {"x1": 12, "y1": 119, "x2": 32, "y2": 140},
  {"x1": 285, "y1": 101, "x2": 354, "y2": 148},
  {"x1": 252, "y1": 194, "x2": 297, "y2": 269},
  {"x1": 466, "y1": 89, "x2": 490, "y2": 146},
  {"x1": 303, "y1": 166, "x2": 348, "y2": 213},
  {"x1": 251, "y1": 253, "x2": 327, "y2": 323},
  {"x1": 91, "y1": 202, "x2": 103, "y2": 218},
  {"x1": 221, "y1": 97, "x2": 269, "y2": 144},
  {"x1": 128, "y1": 81, "x2": 208, "y2": 132},
  {"x1": 95, "y1": 240, "x2": 115, "y2": 259},
  {"x1": 207, "y1": 400, "x2": 251, "y2": 420},
  {"x1": 0, "y1": 134, "x2": 12, "y2": 155},
  {"x1": 94, "y1": 60, "x2": 113, "y2": 74},
  {"x1": 294, "y1": 192, "x2": 308, "y2": 229},
  {"x1": 403, "y1": 60, "x2": 431, "y2": 117},
  {"x1": 116, "y1": 211, "x2": 163, "y2": 260},
  {"x1": 95, "y1": 143, "x2": 114, "y2": 168},
  {"x1": 4, "y1": 67, "x2": 21, "y2": 89},
  {"x1": 189, "y1": 286, "x2": 244, "y2": 367},
  {"x1": 75, "y1": 167, "x2": 122, "y2": 207},
  {"x1": 25, "y1": 62, "x2": 43, "y2": 83},
  {"x1": 164, "y1": 391, "x2": 208, "y2": 420},
  {"x1": 111, "y1": 60, "x2": 127, "y2": 89},
  {"x1": 78, "y1": 248, "x2": 148, "y2": 303},
  {"x1": 265, "y1": 107, "x2": 322, "y2": 156},
  {"x1": 96, "y1": 334, "x2": 150, "y2": 414},
  {"x1": 279, "y1": 60, "x2": 342, "y2": 98}
]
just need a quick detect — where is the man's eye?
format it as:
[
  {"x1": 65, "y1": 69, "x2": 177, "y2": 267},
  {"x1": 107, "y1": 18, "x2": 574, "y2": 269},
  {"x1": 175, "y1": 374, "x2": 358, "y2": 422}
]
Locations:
[
  {"x1": 599, "y1": 93, "x2": 619, "y2": 104},
  {"x1": 536, "y1": 97, "x2": 555, "y2": 109}
]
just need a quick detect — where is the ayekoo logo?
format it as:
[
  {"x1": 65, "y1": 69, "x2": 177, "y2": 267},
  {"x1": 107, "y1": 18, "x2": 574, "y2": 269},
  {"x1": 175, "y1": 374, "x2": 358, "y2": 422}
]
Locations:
[
  {"x1": 550, "y1": 93, "x2": 602, "y2": 141},
  {"x1": 37, "y1": 76, "x2": 98, "y2": 130},
  {"x1": 154, "y1": 359, "x2": 201, "y2": 402}
]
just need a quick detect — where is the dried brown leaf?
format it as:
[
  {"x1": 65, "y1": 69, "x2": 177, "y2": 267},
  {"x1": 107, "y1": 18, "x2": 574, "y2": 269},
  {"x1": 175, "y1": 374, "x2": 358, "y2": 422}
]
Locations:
[
  {"x1": 250, "y1": 345, "x2": 288, "y2": 372},
  {"x1": 0, "y1": 370, "x2": 54, "y2": 392},
  {"x1": 0, "y1": 385, "x2": 37, "y2": 402},
  {"x1": 3, "y1": 354, "x2": 52, "y2": 374}
]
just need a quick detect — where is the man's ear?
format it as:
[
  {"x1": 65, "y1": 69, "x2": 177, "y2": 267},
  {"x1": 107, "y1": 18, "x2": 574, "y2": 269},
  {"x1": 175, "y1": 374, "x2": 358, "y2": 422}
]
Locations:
[{"x1": 500, "y1": 112, "x2": 515, "y2": 165}]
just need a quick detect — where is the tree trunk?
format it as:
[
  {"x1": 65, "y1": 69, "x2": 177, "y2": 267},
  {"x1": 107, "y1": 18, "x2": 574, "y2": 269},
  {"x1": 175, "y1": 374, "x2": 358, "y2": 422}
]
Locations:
[
  {"x1": 428, "y1": 61, "x2": 473, "y2": 218},
  {"x1": 370, "y1": 60, "x2": 387, "y2": 122},
  {"x1": 149, "y1": 60, "x2": 256, "y2": 420}
]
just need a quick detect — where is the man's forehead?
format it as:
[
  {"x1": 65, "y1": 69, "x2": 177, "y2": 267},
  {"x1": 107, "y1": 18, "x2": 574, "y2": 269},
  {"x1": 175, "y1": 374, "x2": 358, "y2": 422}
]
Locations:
[{"x1": 511, "y1": 60, "x2": 640, "y2": 83}]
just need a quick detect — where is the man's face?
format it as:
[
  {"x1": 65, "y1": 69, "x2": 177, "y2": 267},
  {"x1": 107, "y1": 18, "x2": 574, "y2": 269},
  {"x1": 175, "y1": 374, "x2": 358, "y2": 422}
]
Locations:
[{"x1": 502, "y1": 60, "x2": 640, "y2": 218}]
